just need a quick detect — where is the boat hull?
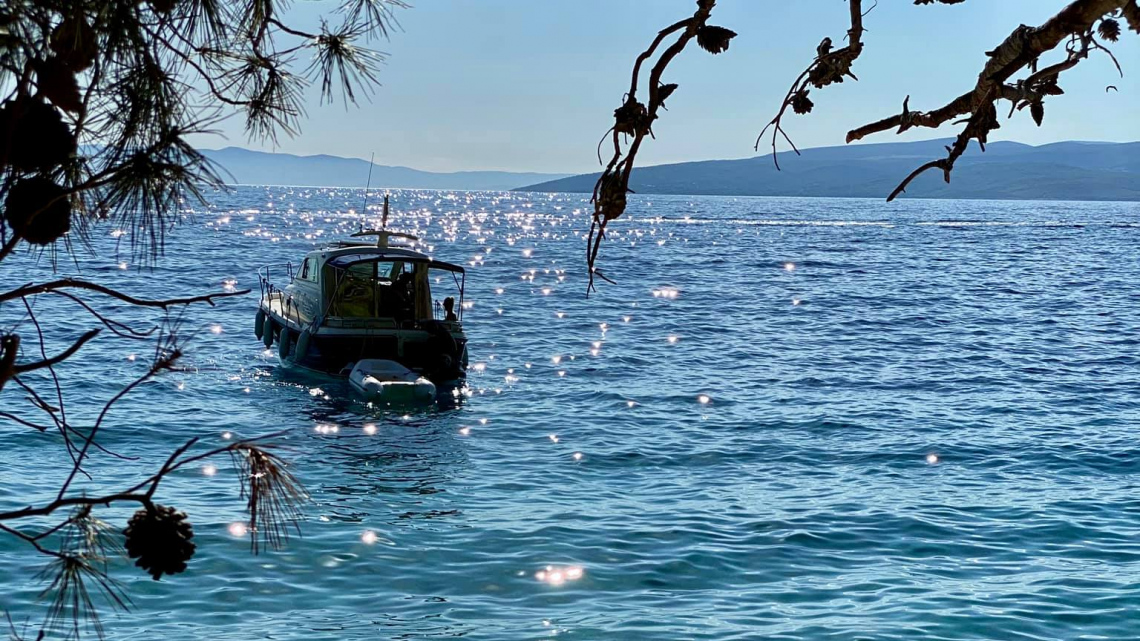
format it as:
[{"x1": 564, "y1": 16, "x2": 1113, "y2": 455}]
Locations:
[{"x1": 259, "y1": 305, "x2": 466, "y2": 384}]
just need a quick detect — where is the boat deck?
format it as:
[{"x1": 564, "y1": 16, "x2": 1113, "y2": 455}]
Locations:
[{"x1": 263, "y1": 295, "x2": 304, "y2": 328}]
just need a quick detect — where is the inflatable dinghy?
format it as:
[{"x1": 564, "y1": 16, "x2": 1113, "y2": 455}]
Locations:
[{"x1": 348, "y1": 359, "x2": 437, "y2": 404}]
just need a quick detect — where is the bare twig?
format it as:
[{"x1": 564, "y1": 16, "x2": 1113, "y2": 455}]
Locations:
[
  {"x1": 847, "y1": 0, "x2": 1129, "y2": 199},
  {"x1": 10, "y1": 329, "x2": 101, "y2": 377},
  {"x1": 55, "y1": 327, "x2": 185, "y2": 501},
  {"x1": 0, "y1": 433, "x2": 288, "y2": 526},
  {"x1": 8, "y1": 376, "x2": 138, "y2": 463},
  {"x1": 0, "y1": 523, "x2": 65, "y2": 559},
  {"x1": 1, "y1": 279, "x2": 249, "y2": 308},
  {"x1": 0, "y1": 235, "x2": 19, "y2": 263},
  {"x1": 587, "y1": 0, "x2": 724, "y2": 293},
  {"x1": 757, "y1": 0, "x2": 867, "y2": 166},
  {"x1": 48, "y1": 291, "x2": 158, "y2": 339},
  {"x1": 18, "y1": 299, "x2": 83, "y2": 469},
  {"x1": 0, "y1": 411, "x2": 54, "y2": 432}
]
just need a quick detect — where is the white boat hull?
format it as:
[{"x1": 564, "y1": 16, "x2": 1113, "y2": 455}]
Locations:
[{"x1": 348, "y1": 359, "x2": 437, "y2": 404}]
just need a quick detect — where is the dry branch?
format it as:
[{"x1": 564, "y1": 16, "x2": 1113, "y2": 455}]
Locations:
[
  {"x1": 848, "y1": 0, "x2": 1129, "y2": 199},
  {"x1": 756, "y1": 0, "x2": 867, "y2": 165},
  {"x1": 0, "y1": 279, "x2": 249, "y2": 308},
  {"x1": 0, "y1": 0, "x2": 402, "y2": 635},
  {"x1": 587, "y1": 0, "x2": 724, "y2": 293},
  {"x1": 10, "y1": 329, "x2": 101, "y2": 377}
]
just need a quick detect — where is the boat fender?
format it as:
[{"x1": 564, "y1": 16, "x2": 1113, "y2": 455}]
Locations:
[
  {"x1": 255, "y1": 309, "x2": 265, "y2": 340},
  {"x1": 294, "y1": 329, "x2": 311, "y2": 362},
  {"x1": 262, "y1": 316, "x2": 275, "y2": 347},
  {"x1": 278, "y1": 327, "x2": 292, "y2": 360}
]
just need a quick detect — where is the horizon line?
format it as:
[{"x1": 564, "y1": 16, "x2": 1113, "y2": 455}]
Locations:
[{"x1": 200, "y1": 137, "x2": 1140, "y2": 177}]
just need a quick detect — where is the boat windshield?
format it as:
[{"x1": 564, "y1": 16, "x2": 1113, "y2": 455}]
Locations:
[{"x1": 324, "y1": 260, "x2": 432, "y2": 321}]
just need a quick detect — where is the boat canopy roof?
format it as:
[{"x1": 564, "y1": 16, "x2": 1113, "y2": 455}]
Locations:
[{"x1": 321, "y1": 246, "x2": 465, "y2": 274}]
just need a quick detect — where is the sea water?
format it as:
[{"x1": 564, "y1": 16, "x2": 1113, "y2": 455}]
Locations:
[{"x1": 1, "y1": 187, "x2": 1139, "y2": 640}]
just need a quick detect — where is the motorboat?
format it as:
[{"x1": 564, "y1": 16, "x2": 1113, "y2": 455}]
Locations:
[{"x1": 255, "y1": 203, "x2": 468, "y2": 393}]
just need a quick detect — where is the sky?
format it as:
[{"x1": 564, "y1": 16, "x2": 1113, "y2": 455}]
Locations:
[{"x1": 194, "y1": 1, "x2": 1140, "y2": 173}]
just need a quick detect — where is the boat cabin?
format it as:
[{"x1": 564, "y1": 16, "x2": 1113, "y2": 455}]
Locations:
[
  {"x1": 288, "y1": 245, "x2": 465, "y2": 328},
  {"x1": 256, "y1": 232, "x2": 468, "y2": 383}
]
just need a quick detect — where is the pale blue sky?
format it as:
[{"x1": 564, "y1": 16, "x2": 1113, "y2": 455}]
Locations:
[{"x1": 200, "y1": 1, "x2": 1139, "y2": 173}]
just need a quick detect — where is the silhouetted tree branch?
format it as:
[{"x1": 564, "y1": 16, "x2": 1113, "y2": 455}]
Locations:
[
  {"x1": 585, "y1": 0, "x2": 1136, "y2": 288},
  {"x1": 756, "y1": 0, "x2": 868, "y2": 167},
  {"x1": 0, "y1": 0, "x2": 406, "y2": 637},
  {"x1": 0, "y1": 279, "x2": 250, "y2": 309},
  {"x1": 587, "y1": 0, "x2": 729, "y2": 293},
  {"x1": 849, "y1": 0, "x2": 1132, "y2": 200}
]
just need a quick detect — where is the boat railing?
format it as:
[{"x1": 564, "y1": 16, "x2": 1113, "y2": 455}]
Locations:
[
  {"x1": 257, "y1": 262, "x2": 305, "y2": 327},
  {"x1": 257, "y1": 262, "x2": 294, "y2": 301}
]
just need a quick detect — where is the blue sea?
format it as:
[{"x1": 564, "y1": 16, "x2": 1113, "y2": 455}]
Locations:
[{"x1": 2, "y1": 187, "x2": 1140, "y2": 640}]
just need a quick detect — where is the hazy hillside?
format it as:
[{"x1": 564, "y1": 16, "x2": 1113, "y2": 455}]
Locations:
[
  {"x1": 201, "y1": 147, "x2": 571, "y2": 191},
  {"x1": 517, "y1": 139, "x2": 1140, "y2": 201}
]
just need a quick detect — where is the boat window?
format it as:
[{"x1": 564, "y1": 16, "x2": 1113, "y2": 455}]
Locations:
[
  {"x1": 347, "y1": 262, "x2": 374, "y2": 281},
  {"x1": 330, "y1": 262, "x2": 376, "y2": 317},
  {"x1": 300, "y1": 258, "x2": 311, "y2": 281},
  {"x1": 327, "y1": 260, "x2": 425, "y2": 321},
  {"x1": 429, "y1": 266, "x2": 465, "y2": 321},
  {"x1": 377, "y1": 262, "x2": 418, "y2": 321}
]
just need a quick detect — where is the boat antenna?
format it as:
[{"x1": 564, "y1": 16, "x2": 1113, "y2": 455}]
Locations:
[{"x1": 360, "y1": 151, "x2": 375, "y2": 231}]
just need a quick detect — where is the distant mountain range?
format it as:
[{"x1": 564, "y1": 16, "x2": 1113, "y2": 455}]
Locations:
[
  {"x1": 200, "y1": 140, "x2": 1140, "y2": 201},
  {"x1": 517, "y1": 139, "x2": 1140, "y2": 202},
  {"x1": 201, "y1": 147, "x2": 571, "y2": 191}
]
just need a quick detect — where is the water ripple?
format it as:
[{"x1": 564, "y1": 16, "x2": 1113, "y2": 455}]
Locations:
[{"x1": 1, "y1": 189, "x2": 1139, "y2": 639}]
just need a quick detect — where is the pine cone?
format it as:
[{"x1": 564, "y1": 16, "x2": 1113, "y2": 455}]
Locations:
[
  {"x1": 50, "y1": 16, "x2": 98, "y2": 72},
  {"x1": 597, "y1": 173, "x2": 627, "y2": 221},
  {"x1": 149, "y1": 0, "x2": 179, "y2": 14},
  {"x1": 613, "y1": 98, "x2": 651, "y2": 137},
  {"x1": 0, "y1": 98, "x2": 76, "y2": 173},
  {"x1": 1098, "y1": 18, "x2": 1121, "y2": 42},
  {"x1": 123, "y1": 505, "x2": 197, "y2": 580},
  {"x1": 696, "y1": 25, "x2": 737, "y2": 55},
  {"x1": 35, "y1": 57, "x2": 83, "y2": 113},
  {"x1": 4, "y1": 176, "x2": 72, "y2": 245},
  {"x1": 791, "y1": 89, "x2": 814, "y2": 115}
]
